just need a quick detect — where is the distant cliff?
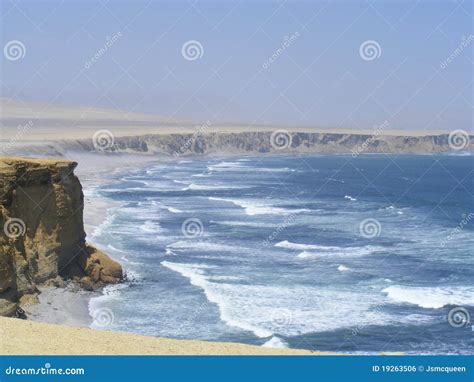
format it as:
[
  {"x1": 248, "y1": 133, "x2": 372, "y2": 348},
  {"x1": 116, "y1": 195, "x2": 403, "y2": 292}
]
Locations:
[
  {"x1": 0, "y1": 157, "x2": 122, "y2": 316},
  {"x1": 10, "y1": 131, "x2": 472, "y2": 158}
]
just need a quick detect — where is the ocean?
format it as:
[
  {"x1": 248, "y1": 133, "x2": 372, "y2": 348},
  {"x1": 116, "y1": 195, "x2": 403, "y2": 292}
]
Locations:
[{"x1": 87, "y1": 154, "x2": 474, "y2": 354}]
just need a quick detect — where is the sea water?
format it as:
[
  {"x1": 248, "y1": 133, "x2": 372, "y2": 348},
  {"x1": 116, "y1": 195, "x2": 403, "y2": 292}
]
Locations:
[{"x1": 88, "y1": 154, "x2": 473, "y2": 354}]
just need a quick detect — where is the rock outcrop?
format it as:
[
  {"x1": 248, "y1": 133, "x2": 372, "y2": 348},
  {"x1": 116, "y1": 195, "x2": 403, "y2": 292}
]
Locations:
[{"x1": 0, "y1": 157, "x2": 122, "y2": 316}]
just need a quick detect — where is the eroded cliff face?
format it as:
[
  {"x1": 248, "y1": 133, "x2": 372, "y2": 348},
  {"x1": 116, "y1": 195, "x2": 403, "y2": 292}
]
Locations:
[
  {"x1": 0, "y1": 157, "x2": 122, "y2": 316},
  {"x1": 4, "y1": 131, "x2": 472, "y2": 159}
]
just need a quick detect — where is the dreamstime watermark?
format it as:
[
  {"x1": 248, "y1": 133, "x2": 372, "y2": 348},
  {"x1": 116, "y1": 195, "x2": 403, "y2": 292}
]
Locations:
[
  {"x1": 3, "y1": 218, "x2": 26, "y2": 239},
  {"x1": 448, "y1": 129, "x2": 470, "y2": 151},
  {"x1": 270, "y1": 308, "x2": 293, "y2": 328},
  {"x1": 440, "y1": 212, "x2": 474, "y2": 248},
  {"x1": 173, "y1": 120, "x2": 211, "y2": 157},
  {"x1": 5, "y1": 363, "x2": 85, "y2": 376},
  {"x1": 84, "y1": 31, "x2": 123, "y2": 70},
  {"x1": 359, "y1": 218, "x2": 381, "y2": 239},
  {"x1": 440, "y1": 35, "x2": 474, "y2": 69},
  {"x1": 262, "y1": 31, "x2": 300, "y2": 70},
  {"x1": 447, "y1": 307, "x2": 471, "y2": 328},
  {"x1": 352, "y1": 120, "x2": 390, "y2": 157},
  {"x1": 262, "y1": 213, "x2": 297, "y2": 247},
  {"x1": 92, "y1": 129, "x2": 115, "y2": 151},
  {"x1": 350, "y1": 302, "x2": 385, "y2": 337},
  {"x1": 91, "y1": 308, "x2": 115, "y2": 328},
  {"x1": 181, "y1": 40, "x2": 204, "y2": 61},
  {"x1": 0, "y1": 120, "x2": 33, "y2": 153},
  {"x1": 359, "y1": 40, "x2": 382, "y2": 61},
  {"x1": 270, "y1": 130, "x2": 292, "y2": 150},
  {"x1": 3, "y1": 40, "x2": 26, "y2": 61},
  {"x1": 181, "y1": 218, "x2": 204, "y2": 238}
]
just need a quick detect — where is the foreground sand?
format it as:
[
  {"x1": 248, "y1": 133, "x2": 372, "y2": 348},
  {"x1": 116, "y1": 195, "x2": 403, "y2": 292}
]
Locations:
[{"x1": 0, "y1": 317, "x2": 325, "y2": 355}]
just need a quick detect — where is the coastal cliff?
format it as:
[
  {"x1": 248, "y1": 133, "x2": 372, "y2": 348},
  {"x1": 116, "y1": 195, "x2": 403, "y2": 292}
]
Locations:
[
  {"x1": 8, "y1": 131, "x2": 472, "y2": 158},
  {"x1": 0, "y1": 157, "x2": 122, "y2": 316}
]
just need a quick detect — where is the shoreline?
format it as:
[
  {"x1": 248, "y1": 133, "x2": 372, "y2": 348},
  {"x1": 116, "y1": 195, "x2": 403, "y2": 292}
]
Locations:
[
  {"x1": 23, "y1": 284, "x2": 95, "y2": 328},
  {"x1": 20, "y1": 153, "x2": 156, "y2": 330}
]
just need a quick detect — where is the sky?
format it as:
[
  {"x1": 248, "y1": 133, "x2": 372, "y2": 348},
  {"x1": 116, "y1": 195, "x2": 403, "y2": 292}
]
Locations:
[{"x1": 0, "y1": 0, "x2": 472, "y2": 132}]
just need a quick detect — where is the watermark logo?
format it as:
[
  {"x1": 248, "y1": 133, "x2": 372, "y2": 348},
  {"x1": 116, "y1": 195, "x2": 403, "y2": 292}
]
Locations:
[
  {"x1": 0, "y1": 120, "x2": 33, "y2": 154},
  {"x1": 271, "y1": 308, "x2": 293, "y2": 328},
  {"x1": 262, "y1": 31, "x2": 300, "y2": 70},
  {"x1": 173, "y1": 120, "x2": 211, "y2": 157},
  {"x1": 352, "y1": 120, "x2": 389, "y2": 157},
  {"x1": 181, "y1": 218, "x2": 204, "y2": 238},
  {"x1": 270, "y1": 130, "x2": 292, "y2": 150},
  {"x1": 440, "y1": 35, "x2": 474, "y2": 69},
  {"x1": 359, "y1": 40, "x2": 382, "y2": 61},
  {"x1": 181, "y1": 40, "x2": 204, "y2": 61},
  {"x1": 440, "y1": 212, "x2": 473, "y2": 248},
  {"x1": 92, "y1": 129, "x2": 115, "y2": 151},
  {"x1": 448, "y1": 129, "x2": 470, "y2": 151},
  {"x1": 4, "y1": 40, "x2": 26, "y2": 61},
  {"x1": 447, "y1": 306, "x2": 471, "y2": 328},
  {"x1": 3, "y1": 218, "x2": 26, "y2": 239},
  {"x1": 91, "y1": 308, "x2": 115, "y2": 327},
  {"x1": 359, "y1": 218, "x2": 381, "y2": 238},
  {"x1": 84, "y1": 32, "x2": 122, "y2": 70},
  {"x1": 262, "y1": 213, "x2": 297, "y2": 247}
]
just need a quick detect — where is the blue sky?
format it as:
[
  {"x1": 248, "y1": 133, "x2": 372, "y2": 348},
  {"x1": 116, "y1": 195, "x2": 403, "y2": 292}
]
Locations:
[{"x1": 0, "y1": 0, "x2": 472, "y2": 131}]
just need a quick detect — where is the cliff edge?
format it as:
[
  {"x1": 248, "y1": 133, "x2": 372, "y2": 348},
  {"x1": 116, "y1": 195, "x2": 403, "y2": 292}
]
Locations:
[{"x1": 0, "y1": 157, "x2": 122, "y2": 316}]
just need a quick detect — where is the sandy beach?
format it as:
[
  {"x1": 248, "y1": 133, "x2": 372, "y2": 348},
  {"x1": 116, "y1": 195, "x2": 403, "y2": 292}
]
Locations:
[
  {"x1": 23, "y1": 285, "x2": 94, "y2": 328},
  {"x1": 0, "y1": 317, "x2": 320, "y2": 355}
]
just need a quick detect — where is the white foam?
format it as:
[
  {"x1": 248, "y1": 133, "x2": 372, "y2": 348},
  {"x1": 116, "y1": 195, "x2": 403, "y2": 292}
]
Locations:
[
  {"x1": 297, "y1": 246, "x2": 380, "y2": 259},
  {"x1": 209, "y1": 197, "x2": 309, "y2": 216},
  {"x1": 211, "y1": 220, "x2": 277, "y2": 228},
  {"x1": 207, "y1": 161, "x2": 292, "y2": 173},
  {"x1": 383, "y1": 286, "x2": 474, "y2": 309},
  {"x1": 167, "y1": 241, "x2": 239, "y2": 253},
  {"x1": 207, "y1": 162, "x2": 246, "y2": 171},
  {"x1": 173, "y1": 179, "x2": 189, "y2": 185},
  {"x1": 107, "y1": 244, "x2": 126, "y2": 254},
  {"x1": 92, "y1": 209, "x2": 117, "y2": 238},
  {"x1": 183, "y1": 183, "x2": 247, "y2": 191},
  {"x1": 277, "y1": 241, "x2": 382, "y2": 258},
  {"x1": 297, "y1": 251, "x2": 317, "y2": 259},
  {"x1": 140, "y1": 220, "x2": 162, "y2": 233},
  {"x1": 275, "y1": 240, "x2": 328, "y2": 251},
  {"x1": 150, "y1": 201, "x2": 183, "y2": 213},
  {"x1": 161, "y1": 261, "x2": 394, "y2": 337},
  {"x1": 344, "y1": 195, "x2": 357, "y2": 201},
  {"x1": 262, "y1": 336, "x2": 289, "y2": 348},
  {"x1": 88, "y1": 282, "x2": 129, "y2": 329},
  {"x1": 338, "y1": 265, "x2": 351, "y2": 272},
  {"x1": 162, "y1": 261, "x2": 272, "y2": 338},
  {"x1": 327, "y1": 178, "x2": 345, "y2": 183}
]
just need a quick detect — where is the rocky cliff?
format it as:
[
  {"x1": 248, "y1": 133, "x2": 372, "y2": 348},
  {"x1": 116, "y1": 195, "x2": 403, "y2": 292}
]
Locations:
[
  {"x1": 0, "y1": 157, "x2": 122, "y2": 316},
  {"x1": 7, "y1": 131, "x2": 472, "y2": 158}
]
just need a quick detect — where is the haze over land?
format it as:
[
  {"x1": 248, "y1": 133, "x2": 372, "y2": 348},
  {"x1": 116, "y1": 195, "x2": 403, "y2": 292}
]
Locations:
[{"x1": 1, "y1": 1, "x2": 472, "y2": 133}]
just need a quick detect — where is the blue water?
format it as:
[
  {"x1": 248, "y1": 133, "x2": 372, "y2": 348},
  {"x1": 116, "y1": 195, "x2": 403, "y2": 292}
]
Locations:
[{"x1": 89, "y1": 155, "x2": 474, "y2": 354}]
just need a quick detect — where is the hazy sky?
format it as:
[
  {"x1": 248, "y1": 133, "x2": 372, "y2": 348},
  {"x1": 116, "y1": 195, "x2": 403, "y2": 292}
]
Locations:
[{"x1": 1, "y1": 0, "x2": 472, "y2": 131}]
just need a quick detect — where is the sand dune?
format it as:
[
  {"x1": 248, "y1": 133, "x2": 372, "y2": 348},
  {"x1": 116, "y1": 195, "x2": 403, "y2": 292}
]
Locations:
[{"x1": 0, "y1": 99, "x2": 449, "y2": 142}]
